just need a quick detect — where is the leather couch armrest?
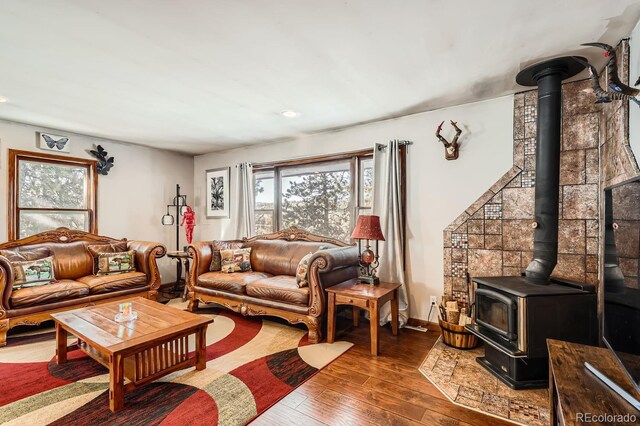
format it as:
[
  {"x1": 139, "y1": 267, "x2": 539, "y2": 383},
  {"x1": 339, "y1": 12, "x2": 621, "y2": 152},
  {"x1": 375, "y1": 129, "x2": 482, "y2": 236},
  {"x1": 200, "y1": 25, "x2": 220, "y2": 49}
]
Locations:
[
  {"x1": 127, "y1": 241, "x2": 167, "y2": 299},
  {"x1": 307, "y1": 246, "x2": 359, "y2": 318},
  {"x1": 0, "y1": 255, "x2": 14, "y2": 319},
  {"x1": 310, "y1": 246, "x2": 359, "y2": 274},
  {"x1": 186, "y1": 241, "x2": 213, "y2": 297}
]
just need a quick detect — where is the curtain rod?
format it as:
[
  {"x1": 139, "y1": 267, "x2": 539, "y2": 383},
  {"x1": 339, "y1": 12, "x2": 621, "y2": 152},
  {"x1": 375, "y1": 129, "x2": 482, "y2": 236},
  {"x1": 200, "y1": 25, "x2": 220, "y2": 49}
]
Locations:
[
  {"x1": 253, "y1": 148, "x2": 374, "y2": 170},
  {"x1": 376, "y1": 140, "x2": 414, "y2": 151}
]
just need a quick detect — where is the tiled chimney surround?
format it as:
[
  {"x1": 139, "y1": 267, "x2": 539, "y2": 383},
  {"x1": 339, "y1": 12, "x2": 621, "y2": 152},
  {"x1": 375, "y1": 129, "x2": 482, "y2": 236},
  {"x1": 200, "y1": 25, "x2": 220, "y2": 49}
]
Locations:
[{"x1": 444, "y1": 41, "x2": 639, "y2": 306}]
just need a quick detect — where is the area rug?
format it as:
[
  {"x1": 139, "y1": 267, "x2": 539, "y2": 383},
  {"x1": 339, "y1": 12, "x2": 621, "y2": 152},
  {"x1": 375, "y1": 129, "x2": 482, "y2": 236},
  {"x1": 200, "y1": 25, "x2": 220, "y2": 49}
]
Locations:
[
  {"x1": 419, "y1": 338, "x2": 549, "y2": 426},
  {"x1": 0, "y1": 301, "x2": 352, "y2": 425}
]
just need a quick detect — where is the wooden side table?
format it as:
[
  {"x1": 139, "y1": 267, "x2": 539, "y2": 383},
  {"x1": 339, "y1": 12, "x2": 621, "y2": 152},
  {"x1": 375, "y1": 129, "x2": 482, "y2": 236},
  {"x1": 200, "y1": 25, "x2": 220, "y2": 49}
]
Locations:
[
  {"x1": 167, "y1": 251, "x2": 192, "y2": 300},
  {"x1": 326, "y1": 279, "x2": 401, "y2": 355}
]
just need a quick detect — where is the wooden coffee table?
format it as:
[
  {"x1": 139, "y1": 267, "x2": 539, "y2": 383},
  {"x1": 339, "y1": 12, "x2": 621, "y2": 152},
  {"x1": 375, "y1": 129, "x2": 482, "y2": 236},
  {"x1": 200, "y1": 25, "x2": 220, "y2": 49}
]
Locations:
[
  {"x1": 326, "y1": 279, "x2": 401, "y2": 356},
  {"x1": 51, "y1": 297, "x2": 212, "y2": 412}
]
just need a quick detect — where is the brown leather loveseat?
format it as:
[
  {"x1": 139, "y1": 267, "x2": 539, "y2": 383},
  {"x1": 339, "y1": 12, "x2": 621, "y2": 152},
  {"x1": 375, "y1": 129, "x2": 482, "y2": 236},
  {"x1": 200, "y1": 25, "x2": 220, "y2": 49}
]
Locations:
[
  {"x1": 187, "y1": 227, "x2": 359, "y2": 343},
  {"x1": 0, "y1": 228, "x2": 166, "y2": 346}
]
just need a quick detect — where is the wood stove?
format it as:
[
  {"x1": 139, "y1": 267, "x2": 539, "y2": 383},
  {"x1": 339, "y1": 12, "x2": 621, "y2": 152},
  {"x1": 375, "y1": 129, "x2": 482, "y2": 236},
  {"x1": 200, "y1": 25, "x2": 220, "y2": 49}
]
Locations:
[
  {"x1": 467, "y1": 276, "x2": 597, "y2": 389},
  {"x1": 465, "y1": 56, "x2": 599, "y2": 389}
]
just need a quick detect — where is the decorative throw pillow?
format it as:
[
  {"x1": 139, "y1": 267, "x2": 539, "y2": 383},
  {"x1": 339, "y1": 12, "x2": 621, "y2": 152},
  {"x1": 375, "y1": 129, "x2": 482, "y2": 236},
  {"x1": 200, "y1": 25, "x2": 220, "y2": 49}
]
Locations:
[
  {"x1": 296, "y1": 252, "x2": 314, "y2": 288},
  {"x1": 12, "y1": 256, "x2": 56, "y2": 289},
  {"x1": 87, "y1": 243, "x2": 132, "y2": 275},
  {"x1": 210, "y1": 240, "x2": 243, "y2": 271},
  {"x1": 220, "y1": 248, "x2": 252, "y2": 273},
  {"x1": 95, "y1": 251, "x2": 136, "y2": 275},
  {"x1": 0, "y1": 247, "x2": 51, "y2": 262}
]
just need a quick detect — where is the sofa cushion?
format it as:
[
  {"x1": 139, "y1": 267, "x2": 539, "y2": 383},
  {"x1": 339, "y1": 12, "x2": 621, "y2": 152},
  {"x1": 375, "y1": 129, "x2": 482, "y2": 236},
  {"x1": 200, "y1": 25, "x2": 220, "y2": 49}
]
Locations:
[
  {"x1": 86, "y1": 242, "x2": 128, "y2": 257},
  {"x1": 197, "y1": 271, "x2": 271, "y2": 294},
  {"x1": 77, "y1": 271, "x2": 147, "y2": 294},
  {"x1": 0, "y1": 247, "x2": 51, "y2": 262},
  {"x1": 17, "y1": 242, "x2": 95, "y2": 280},
  {"x1": 245, "y1": 275, "x2": 309, "y2": 306},
  {"x1": 243, "y1": 240, "x2": 334, "y2": 276},
  {"x1": 11, "y1": 279, "x2": 90, "y2": 308}
]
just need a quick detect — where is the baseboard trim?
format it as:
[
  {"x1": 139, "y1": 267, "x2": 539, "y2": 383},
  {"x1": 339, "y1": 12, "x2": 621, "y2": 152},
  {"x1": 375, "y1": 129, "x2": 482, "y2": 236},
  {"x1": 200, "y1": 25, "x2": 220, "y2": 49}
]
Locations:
[{"x1": 407, "y1": 317, "x2": 441, "y2": 332}]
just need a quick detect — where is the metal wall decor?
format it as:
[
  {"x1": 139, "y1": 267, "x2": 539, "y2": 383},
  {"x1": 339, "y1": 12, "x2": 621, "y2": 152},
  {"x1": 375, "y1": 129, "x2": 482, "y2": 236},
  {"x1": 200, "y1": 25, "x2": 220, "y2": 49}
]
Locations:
[
  {"x1": 577, "y1": 42, "x2": 640, "y2": 106},
  {"x1": 38, "y1": 132, "x2": 70, "y2": 153},
  {"x1": 436, "y1": 120, "x2": 463, "y2": 160},
  {"x1": 89, "y1": 145, "x2": 115, "y2": 175}
]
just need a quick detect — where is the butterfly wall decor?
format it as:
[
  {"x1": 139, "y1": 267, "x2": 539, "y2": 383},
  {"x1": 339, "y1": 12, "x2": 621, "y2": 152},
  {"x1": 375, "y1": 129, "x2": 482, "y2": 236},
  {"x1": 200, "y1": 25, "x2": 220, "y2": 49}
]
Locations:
[
  {"x1": 38, "y1": 132, "x2": 71, "y2": 153},
  {"x1": 90, "y1": 145, "x2": 115, "y2": 175}
]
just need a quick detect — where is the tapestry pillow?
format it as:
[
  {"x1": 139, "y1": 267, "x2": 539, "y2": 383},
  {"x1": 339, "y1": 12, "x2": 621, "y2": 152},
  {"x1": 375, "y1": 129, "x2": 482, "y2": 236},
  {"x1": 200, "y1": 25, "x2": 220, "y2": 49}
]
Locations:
[
  {"x1": 94, "y1": 251, "x2": 136, "y2": 276},
  {"x1": 0, "y1": 247, "x2": 51, "y2": 262},
  {"x1": 210, "y1": 240, "x2": 243, "y2": 271},
  {"x1": 87, "y1": 243, "x2": 132, "y2": 275},
  {"x1": 295, "y1": 252, "x2": 314, "y2": 288},
  {"x1": 12, "y1": 256, "x2": 56, "y2": 289},
  {"x1": 220, "y1": 248, "x2": 252, "y2": 273}
]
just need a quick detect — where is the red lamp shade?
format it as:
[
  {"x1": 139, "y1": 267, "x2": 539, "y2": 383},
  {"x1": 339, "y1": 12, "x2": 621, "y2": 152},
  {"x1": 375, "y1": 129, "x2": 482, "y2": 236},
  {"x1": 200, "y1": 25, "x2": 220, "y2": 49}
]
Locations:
[{"x1": 351, "y1": 215, "x2": 385, "y2": 241}]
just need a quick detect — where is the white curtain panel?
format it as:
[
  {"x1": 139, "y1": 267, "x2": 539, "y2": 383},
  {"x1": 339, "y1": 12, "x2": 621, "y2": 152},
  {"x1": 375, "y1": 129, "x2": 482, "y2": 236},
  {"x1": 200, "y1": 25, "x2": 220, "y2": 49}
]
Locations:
[
  {"x1": 373, "y1": 140, "x2": 409, "y2": 326},
  {"x1": 235, "y1": 162, "x2": 255, "y2": 239}
]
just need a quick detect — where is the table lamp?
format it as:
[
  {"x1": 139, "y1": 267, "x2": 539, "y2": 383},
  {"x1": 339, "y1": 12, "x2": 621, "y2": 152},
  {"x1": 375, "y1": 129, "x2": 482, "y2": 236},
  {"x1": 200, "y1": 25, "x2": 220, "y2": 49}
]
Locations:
[{"x1": 351, "y1": 215, "x2": 385, "y2": 285}]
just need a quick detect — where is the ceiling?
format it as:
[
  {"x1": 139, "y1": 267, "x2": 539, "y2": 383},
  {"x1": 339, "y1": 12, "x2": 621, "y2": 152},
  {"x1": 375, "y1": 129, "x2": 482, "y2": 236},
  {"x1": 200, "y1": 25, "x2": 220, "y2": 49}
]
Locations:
[{"x1": 0, "y1": 1, "x2": 639, "y2": 155}]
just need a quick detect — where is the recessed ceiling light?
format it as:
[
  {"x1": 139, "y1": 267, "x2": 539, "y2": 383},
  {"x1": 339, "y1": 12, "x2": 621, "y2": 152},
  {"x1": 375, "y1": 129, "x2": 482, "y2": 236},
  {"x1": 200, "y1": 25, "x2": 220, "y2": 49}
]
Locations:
[
  {"x1": 0, "y1": 96, "x2": 7, "y2": 103},
  {"x1": 281, "y1": 110, "x2": 299, "y2": 118}
]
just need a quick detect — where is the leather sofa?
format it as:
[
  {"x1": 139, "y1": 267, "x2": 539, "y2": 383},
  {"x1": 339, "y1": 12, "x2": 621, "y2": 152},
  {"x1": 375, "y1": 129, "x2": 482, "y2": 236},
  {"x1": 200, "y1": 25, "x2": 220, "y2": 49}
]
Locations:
[
  {"x1": 187, "y1": 227, "x2": 359, "y2": 343},
  {"x1": 0, "y1": 228, "x2": 166, "y2": 346}
]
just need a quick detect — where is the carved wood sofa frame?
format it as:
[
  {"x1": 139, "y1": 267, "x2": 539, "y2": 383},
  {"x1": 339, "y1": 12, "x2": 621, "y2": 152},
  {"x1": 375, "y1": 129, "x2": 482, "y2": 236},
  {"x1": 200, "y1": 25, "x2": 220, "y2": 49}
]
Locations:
[
  {"x1": 186, "y1": 227, "x2": 359, "y2": 344},
  {"x1": 0, "y1": 228, "x2": 166, "y2": 346}
]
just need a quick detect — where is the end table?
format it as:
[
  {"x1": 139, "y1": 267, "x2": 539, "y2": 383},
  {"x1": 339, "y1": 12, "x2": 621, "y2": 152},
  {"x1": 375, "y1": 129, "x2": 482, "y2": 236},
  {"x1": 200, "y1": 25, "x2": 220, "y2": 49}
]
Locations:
[
  {"x1": 326, "y1": 279, "x2": 401, "y2": 355},
  {"x1": 166, "y1": 251, "x2": 192, "y2": 301}
]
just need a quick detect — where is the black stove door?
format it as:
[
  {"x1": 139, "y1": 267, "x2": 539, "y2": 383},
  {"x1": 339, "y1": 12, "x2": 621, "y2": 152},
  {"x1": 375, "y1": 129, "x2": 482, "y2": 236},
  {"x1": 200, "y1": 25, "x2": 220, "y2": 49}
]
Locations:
[{"x1": 475, "y1": 288, "x2": 518, "y2": 341}]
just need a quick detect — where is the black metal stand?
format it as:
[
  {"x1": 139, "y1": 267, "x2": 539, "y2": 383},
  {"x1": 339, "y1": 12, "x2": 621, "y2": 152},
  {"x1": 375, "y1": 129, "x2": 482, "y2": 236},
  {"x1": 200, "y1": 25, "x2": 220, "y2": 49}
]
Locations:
[{"x1": 162, "y1": 184, "x2": 188, "y2": 292}]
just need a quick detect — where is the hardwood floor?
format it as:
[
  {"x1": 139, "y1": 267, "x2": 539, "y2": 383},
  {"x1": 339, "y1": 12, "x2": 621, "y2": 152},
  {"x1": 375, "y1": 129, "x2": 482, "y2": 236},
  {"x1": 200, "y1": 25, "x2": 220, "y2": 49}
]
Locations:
[{"x1": 251, "y1": 319, "x2": 514, "y2": 426}]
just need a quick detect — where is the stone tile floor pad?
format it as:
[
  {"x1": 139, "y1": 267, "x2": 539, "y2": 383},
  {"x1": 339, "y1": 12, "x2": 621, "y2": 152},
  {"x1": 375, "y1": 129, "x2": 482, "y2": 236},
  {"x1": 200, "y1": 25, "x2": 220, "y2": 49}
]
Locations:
[{"x1": 419, "y1": 338, "x2": 549, "y2": 426}]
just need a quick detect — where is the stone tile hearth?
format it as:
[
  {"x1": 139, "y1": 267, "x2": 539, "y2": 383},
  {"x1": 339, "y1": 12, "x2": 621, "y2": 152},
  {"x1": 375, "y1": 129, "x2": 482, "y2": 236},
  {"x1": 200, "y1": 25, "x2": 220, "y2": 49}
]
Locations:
[{"x1": 419, "y1": 339, "x2": 549, "y2": 426}]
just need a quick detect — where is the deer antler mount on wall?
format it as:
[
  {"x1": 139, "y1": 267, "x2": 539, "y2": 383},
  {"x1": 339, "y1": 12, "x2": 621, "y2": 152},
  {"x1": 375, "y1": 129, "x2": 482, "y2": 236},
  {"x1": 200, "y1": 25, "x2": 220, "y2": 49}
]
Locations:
[{"x1": 436, "y1": 120, "x2": 462, "y2": 161}]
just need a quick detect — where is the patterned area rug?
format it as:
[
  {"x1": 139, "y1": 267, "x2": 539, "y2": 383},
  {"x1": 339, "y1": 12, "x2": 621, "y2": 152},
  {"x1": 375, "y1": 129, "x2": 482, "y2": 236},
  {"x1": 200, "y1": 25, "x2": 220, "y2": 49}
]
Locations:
[
  {"x1": 0, "y1": 301, "x2": 352, "y2": 425},
  {"x1": 419, "y1": 338, "x2": 549, "y2": 426}
]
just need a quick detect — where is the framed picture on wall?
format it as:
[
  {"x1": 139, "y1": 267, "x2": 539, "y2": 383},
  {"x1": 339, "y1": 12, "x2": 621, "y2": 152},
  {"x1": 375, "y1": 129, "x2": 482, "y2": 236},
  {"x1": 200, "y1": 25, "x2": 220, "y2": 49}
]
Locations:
[
  {"x1": 37, "y1": 132, "x2": 71, "y2": 153},
  {"x1": 206, "y1": 167, "x2": 230, "y2": 218}
]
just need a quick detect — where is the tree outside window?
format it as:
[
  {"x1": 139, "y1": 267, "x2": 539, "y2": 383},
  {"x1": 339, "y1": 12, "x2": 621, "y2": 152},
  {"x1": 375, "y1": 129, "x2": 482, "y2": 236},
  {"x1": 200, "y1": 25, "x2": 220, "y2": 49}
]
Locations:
[
  {"x1": 253, "y1": 153, "x2": 373, "y2": 242},
  {"x1": 9, "y1": 150, "x2": 97, "y2": 240}
]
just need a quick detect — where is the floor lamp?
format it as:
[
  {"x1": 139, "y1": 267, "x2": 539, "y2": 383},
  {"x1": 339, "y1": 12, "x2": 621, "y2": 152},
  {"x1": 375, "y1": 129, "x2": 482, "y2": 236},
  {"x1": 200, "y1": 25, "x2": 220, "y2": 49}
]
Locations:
[
  {"x1": 161, "y1": 184, "x2": 188, "y2": 292},
  {"x1": 161, "y1": 184, "x2": 188, "y2": 251}
]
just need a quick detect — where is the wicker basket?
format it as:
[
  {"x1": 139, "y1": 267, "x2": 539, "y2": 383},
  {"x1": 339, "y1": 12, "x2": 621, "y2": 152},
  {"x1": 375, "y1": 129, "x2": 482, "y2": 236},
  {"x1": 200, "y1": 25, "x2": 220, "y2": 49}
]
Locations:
[{"x1": 438, "y1": 319, "x2": 479, "y2": 349}]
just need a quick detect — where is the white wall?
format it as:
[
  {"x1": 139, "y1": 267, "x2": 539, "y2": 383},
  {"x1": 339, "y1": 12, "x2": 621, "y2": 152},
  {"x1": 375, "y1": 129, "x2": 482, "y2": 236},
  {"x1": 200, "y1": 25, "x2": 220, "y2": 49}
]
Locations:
[
  {"x1": 193, "y1": 96, "x2": 514, "y2": 321},
  {"x1": 0, "y1": 119, "x2": 194, "y2": 282},
  {"x1": 630, "y1": 18, "x2": 640, "y2": 159}
]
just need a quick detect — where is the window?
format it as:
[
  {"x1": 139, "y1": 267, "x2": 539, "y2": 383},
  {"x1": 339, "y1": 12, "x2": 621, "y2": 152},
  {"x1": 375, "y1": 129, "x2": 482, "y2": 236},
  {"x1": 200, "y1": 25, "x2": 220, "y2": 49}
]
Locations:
[
  {"x1": 253, "y1": 150, "x2": 373, "y2": 241},
  {"x1": 8, "y1": 150, "x2": 98, "y2": 240},
  {"x1": 254, "y1": 170, "x2": 275, "y2": 235}
]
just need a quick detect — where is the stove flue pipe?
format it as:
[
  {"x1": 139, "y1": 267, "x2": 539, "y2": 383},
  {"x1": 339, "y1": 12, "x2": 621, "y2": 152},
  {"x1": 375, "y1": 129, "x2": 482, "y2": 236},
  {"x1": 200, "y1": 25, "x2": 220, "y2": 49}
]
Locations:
[{"x1": 516, "y1": 57, "x2": 586, "y2": 281}]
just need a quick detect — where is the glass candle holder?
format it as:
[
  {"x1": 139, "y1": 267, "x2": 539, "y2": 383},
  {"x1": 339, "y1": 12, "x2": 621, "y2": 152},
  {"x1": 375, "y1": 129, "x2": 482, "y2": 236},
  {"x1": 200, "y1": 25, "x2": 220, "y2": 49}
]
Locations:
[{"x1": 115, "y1": 302, "x2": 137, "y2": 323}]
